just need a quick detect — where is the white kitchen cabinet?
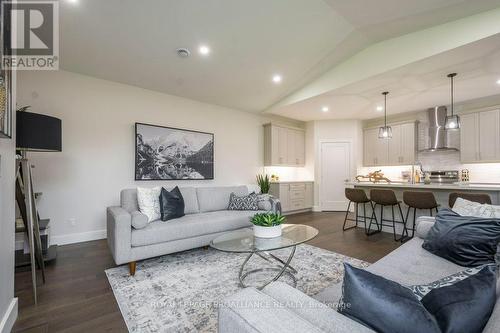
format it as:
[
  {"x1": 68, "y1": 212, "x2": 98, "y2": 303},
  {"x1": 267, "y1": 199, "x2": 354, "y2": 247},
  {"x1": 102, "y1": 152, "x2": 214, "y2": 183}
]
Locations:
[
  {"x1": 363, "y1": 128, "x2": 380, "y2": 166},
  {"x1": 460, "y1": 113, "x2": 479, "y2": 162},
  {"x1": 396, "y1": 122, "x2": 416, "y2": 165},
  {"x1": 388, "y1": 125, "x2": 402, "y2": 165},
  {"x1": 264, "y1": 124, "x2": 306, "y2": 166},
  {"x1": 269, "y1": 182, "x2": 313, "y2": 214},
  {"x1": 294, "y1": 130, "x2": 305, "y2": 165},
  {"x1": 461, "y1": 109, "x2": 500, "y2": 163},
  {"x1": 363, "y1": 122, "x2": 416, "y2": 167},
  {"x1": 479, "y1": 110, "x2": 500, "y2": 161}
]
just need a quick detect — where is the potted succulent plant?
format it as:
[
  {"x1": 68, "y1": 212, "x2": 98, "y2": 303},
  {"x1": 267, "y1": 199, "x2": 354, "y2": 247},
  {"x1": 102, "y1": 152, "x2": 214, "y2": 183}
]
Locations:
[
  {"x1": 256, "y1": 174, "x2": 270, "y2": 194},
  {"x1": 251, "y1": 212, "x2": 286, "y2": 238}
]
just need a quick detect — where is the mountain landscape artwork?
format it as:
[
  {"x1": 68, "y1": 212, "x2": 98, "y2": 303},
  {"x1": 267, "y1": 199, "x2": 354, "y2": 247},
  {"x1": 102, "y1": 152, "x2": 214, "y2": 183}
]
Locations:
[{"x1": 135, "y1": 123, "x2": 214, "y2": 180}]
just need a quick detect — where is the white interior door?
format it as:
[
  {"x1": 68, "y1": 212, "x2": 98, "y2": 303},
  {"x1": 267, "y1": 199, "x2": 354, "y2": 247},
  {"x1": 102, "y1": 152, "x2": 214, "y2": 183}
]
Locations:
[{"x1": 320, "y1": 142, "x2": 351, "y2": 211}]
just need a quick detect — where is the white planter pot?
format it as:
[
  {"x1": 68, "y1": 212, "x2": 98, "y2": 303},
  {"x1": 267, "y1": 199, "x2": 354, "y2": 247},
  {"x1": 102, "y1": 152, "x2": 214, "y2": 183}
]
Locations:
[{"x1": 253, "y1": 225, "x2": 282, "y2": 238}]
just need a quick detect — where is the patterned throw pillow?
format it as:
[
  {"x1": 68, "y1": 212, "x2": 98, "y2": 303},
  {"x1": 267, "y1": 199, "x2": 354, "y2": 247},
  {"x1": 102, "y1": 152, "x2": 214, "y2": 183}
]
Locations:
[
  {"x1": 407, "y1": 265, "x2": 487, "y2": 300},
  {"x1": 136, "y1": 186, "x2": 162, "y2": 222},
  {"x1": 453, "y1": 198, "x2": 500, "y2": 218},
  {"x1": 228, "y1": 192, "x2": 259, "y2": 211}
]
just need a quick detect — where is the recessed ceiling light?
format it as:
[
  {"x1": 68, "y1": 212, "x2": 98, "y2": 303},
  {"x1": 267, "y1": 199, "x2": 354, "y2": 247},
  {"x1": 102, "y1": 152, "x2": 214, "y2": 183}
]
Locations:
[
  {"x1": 272, "y1": 75, "x2": 282, "y2": 84},
  {"x1": 496, "y1": 79, "x2": 500, "y2": 85},
  {"x1": 199, "y1": 45, "x2": 210, "y2": 55},
  {"x1": 321, "y1": 106, "x2": 329, "y2": 112},
  {"x1": 376, "y1": 106, "x2": 384, "y2": 111},
  {"x1": 66, "y1": 0, "x2": 78, "y2": 3}
]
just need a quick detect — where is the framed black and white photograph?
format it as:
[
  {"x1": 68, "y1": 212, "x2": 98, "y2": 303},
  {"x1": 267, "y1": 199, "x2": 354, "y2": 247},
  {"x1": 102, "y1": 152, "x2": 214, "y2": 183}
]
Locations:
[{"x1": 135, "y1": 123, "x2": 214, "y2": 180}]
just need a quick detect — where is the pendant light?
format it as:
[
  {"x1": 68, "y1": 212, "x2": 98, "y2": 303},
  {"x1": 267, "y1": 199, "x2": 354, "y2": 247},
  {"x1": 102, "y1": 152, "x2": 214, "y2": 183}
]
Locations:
[
  {"x1": 445, "y1": 73, "x2": 460, "y2": 130},
  {"x1": 378, "y1": 91, "x2": 392, "y2": 139}
]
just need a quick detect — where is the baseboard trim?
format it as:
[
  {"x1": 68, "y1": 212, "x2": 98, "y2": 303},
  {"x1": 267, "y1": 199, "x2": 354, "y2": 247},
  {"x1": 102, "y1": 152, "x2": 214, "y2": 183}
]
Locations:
[
  {"x1": 51, "y1": 229, "x2": 106, "y2": 246},
  {"x1": 0, "y1": 298, "x2": 18, "y2": 333},
  {"x1": 312, "y1": 205, "x2": 321, "y2": 212}
]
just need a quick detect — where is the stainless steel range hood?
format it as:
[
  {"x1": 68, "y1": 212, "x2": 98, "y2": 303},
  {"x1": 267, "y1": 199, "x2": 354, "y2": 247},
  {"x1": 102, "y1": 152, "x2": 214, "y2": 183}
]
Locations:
[{"x1": 419, "y1": 106, "x2": 459, "y2": 152}]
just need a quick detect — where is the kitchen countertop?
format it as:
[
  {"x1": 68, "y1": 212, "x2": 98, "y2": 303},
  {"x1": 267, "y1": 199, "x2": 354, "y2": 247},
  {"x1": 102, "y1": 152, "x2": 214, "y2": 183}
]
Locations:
[
  {"x1": 270, "y1": 180, "x2": 314, "y2": 184},
  {"x1": 346, "y1": 181, "x2": 500, "y2": 191}
]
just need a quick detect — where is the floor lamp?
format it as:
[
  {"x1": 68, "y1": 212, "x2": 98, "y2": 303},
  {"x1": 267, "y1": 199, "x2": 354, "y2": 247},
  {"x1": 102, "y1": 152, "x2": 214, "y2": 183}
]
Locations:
[{"x1": 16, "y1": 110, "x2": 62, "y2": 304}]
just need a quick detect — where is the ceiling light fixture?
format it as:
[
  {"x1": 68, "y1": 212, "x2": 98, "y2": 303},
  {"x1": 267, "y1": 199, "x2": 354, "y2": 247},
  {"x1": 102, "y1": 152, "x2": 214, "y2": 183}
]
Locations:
[
  {"x1": 176, "y1": 48, "x2": 191, "y2": 58},
  {"x1": 66, "y1": 0, "x2": 78, "y2": 3},
  {"x1": 321, "y1": 106, "x2": 329, "y2": 112},
  {"x1": 496, "y1": 79, "x2": 500, "y2": 85},
  {"x1": 378, "y1": 92, "x2": 392, "y2": 139},
  {"x1": 199, "y1": 45, "x2": 210, "y2": 55},
  {"x1": 376, "y1": 106, "x2": 383, "y2": 111},
  {"x1": 272, "y1": 75, "x2": 282, "y2": 84},
  {"x1": 445, "y1": 73, "x2": 460, "y2": 130}
]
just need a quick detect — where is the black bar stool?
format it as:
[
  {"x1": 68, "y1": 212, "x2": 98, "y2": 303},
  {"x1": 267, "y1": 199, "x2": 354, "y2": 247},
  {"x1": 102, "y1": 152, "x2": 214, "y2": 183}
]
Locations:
[
  {"x1": 343, "y1": 188, "x2": 378, "y2": 235},
  {"x1": 368, "y1": 189, "x2": 405, "y2": 241},
  {"x1": 449, "y1": 192, "x2": 492, "y2": 207},
  {"x1": 402, "y1": 191, "x2": 439, "y2": 241}
]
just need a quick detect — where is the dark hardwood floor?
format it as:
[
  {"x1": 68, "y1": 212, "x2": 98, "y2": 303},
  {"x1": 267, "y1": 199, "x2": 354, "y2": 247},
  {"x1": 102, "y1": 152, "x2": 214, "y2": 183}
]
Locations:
[{"x1": 13, "y1": 211, "x2": 401, "y2": 333}]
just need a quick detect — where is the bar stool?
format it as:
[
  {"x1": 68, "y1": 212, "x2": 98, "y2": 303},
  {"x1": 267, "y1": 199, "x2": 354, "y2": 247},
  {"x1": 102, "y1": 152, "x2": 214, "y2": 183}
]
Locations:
[
  {"x1": 368, "y1": 189, "x2": 405, "y2": 241},
  {"x1": 449, "y1": 192, "x2": 492, "y2": 207},
  {"x1": 343, "y1": 188, "x2": 378, "y2": 235},
  {"x1": 402, "y1": 191, "x2": 439, "y2": 241}
]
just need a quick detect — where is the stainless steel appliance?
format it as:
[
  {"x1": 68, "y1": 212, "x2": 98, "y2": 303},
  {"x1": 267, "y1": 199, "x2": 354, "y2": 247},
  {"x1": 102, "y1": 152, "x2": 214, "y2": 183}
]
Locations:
[
  {"x1": 419, "y1": 107, "x2": 459, "y2": 152},
  {"x1": 428, "y1": 170, "x2": 459, "y2": 183}
]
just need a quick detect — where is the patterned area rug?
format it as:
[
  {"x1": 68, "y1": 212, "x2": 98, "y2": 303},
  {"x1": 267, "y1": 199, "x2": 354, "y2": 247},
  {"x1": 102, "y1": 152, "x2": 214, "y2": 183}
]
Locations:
[{"x1": 105, "y1": 244, "x2": 369, "y2": 332}]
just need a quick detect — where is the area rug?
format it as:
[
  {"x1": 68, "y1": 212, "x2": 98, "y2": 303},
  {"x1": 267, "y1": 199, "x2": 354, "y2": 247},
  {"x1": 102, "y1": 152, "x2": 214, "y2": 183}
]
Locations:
[{"x1": 105, "y1": 244, "x2": 369, "y2": 332}]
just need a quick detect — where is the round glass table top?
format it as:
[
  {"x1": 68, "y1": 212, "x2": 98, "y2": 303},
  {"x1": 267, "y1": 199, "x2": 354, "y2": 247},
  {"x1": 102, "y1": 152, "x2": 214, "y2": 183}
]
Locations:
[{"x1": 210, "y1": 224, "x2": 318, "y2": 253}]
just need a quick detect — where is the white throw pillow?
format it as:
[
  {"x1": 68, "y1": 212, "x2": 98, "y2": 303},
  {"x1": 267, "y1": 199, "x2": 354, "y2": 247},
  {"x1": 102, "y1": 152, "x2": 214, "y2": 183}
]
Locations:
[
  {"x1": 136, "y1": 186, "x2": 161, "y2": 222},
  {"x1": 452, "y1": 197, "x2": 500, "y2": 218}
]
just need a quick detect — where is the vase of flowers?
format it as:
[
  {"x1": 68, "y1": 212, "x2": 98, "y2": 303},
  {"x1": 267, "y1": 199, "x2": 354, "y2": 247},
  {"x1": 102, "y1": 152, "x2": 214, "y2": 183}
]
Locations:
[{"x1": 251, "y1": 212, "x2": 286, "y2": 238}]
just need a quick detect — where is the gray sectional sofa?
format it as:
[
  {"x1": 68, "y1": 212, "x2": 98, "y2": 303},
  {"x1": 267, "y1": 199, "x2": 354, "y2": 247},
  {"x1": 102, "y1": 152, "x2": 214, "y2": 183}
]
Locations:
[
  {"x1": 219, "y1": 217, "x2": 500, "y2": 333},
  {"x1": 107, "y1": 185, "x2": 279, "y2": 275}
]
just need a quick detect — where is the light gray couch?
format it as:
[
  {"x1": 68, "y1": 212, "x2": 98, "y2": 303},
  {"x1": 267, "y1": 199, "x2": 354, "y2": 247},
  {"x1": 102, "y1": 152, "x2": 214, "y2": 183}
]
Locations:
[
  {"x1": 107, "y1": 185, "x2": 279, "y2": 275},
  {"x1": 219, "y1": 217, "x2": 500, "y2": 333}
]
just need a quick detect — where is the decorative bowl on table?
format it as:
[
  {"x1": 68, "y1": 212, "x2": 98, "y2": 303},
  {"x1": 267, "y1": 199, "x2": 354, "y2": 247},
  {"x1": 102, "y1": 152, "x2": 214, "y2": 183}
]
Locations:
[{"x1": 251, "y1": 213, "x2": 285, "y2": 238}]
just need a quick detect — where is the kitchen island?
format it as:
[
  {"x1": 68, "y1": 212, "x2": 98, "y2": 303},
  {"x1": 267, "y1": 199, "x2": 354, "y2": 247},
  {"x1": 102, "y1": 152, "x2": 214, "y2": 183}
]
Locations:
[{"x1": 344, "y1": 181, "x2": 500, "y2": 235}]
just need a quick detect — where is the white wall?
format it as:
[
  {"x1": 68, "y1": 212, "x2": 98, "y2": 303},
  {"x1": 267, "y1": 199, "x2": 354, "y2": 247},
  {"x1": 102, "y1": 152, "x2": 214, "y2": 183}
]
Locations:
[
  {"x1": 16, "y1": 70, "x2": 301, "y2": 245},
  {"x1": 0, "y1": 74, "x2": 17, "y2": 332},
  {"x1": 306, "y1": 120, "x2": 363, "y2": 210}
]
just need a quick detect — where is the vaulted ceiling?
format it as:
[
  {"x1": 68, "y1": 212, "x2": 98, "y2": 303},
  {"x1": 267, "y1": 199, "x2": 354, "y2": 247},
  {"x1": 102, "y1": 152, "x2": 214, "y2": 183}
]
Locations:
[{"x1": 59, "y1": 0, "x2": 500, "y2": 116}]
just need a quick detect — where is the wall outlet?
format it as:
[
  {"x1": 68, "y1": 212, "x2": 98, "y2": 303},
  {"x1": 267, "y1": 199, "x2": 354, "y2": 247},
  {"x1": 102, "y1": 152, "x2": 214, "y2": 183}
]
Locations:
[{"x1": 68, "y1": 218, "x2": 76, "y2": 226}]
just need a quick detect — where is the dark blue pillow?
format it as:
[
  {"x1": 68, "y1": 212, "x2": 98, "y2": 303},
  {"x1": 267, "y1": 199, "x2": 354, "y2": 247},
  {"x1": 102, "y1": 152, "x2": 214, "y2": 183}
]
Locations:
[
  {"x1": 422, "y1": 208, "x2": 500, "y2": 267},
  {"x1": 339, "y1": 263, "x2": 497, "y2": 333},
  {"x1": 419, "y1": 265, "x2": 497, "y2": 333},
  {"x1": 339, "y1": 264, "x2": 441, "y2": 333}
]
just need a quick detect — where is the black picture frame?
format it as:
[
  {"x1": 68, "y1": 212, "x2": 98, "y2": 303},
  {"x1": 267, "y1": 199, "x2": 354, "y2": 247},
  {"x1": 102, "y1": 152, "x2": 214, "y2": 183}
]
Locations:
[
  {"x1": 0, "y1": 0, "x2": 13, "y2": 139},
  {"x1": 135, "y1": 122, "x2": 214, "y2": 181}
]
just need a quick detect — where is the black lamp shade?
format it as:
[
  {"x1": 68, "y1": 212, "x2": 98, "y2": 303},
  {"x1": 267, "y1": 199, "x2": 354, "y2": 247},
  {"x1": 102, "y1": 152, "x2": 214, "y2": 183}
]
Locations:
[{"x1": 16, "y1": 111, "x2": 62, "y2": 152}]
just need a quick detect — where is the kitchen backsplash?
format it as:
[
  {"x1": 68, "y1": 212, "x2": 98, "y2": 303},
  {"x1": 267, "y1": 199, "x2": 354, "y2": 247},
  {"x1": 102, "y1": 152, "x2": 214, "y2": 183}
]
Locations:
[
  {"x1": 263, "y1": 166, "x2": 313, "y2": 182},
  {"x1": 358, "y1": 155, "x2": 500, "y2": 183}
]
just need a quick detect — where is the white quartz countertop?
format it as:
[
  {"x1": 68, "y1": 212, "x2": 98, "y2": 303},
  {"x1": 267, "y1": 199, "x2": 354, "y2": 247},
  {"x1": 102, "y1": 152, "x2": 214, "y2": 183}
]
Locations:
[
  {"x1": 346, "y1": 181, "x2": 500, "y2": 191},
  {"x1": 270, "y1": 180, "x2": 314, "y2": 184}
]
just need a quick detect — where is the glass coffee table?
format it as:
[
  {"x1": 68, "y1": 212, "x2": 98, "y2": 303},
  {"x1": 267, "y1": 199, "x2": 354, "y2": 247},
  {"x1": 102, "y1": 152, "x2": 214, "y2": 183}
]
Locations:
[{"x1": 210, "y1": 224, "x2": 318, "y2": 290}]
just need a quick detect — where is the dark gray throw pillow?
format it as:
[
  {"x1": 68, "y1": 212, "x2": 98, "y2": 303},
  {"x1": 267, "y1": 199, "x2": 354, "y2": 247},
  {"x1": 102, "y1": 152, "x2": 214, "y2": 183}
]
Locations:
[
  {"x1": 228, "y1": 192, "x2": 259, "y2": 211},
  {"x1": 339, "y1": 263, "x2": 497, "y2": 333},
  {"x1": 339, "y1": 264, "x2": 441, "y2": 333},
  {"x1": 422, "y1": 208, "x2": 500, "y2": 267},
  {"x1": 159, "y1": 186, "x2": 185, "y2": 221},
  {"x1": 416, "y1": 265, "x2": 497, "y2": 333}
]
